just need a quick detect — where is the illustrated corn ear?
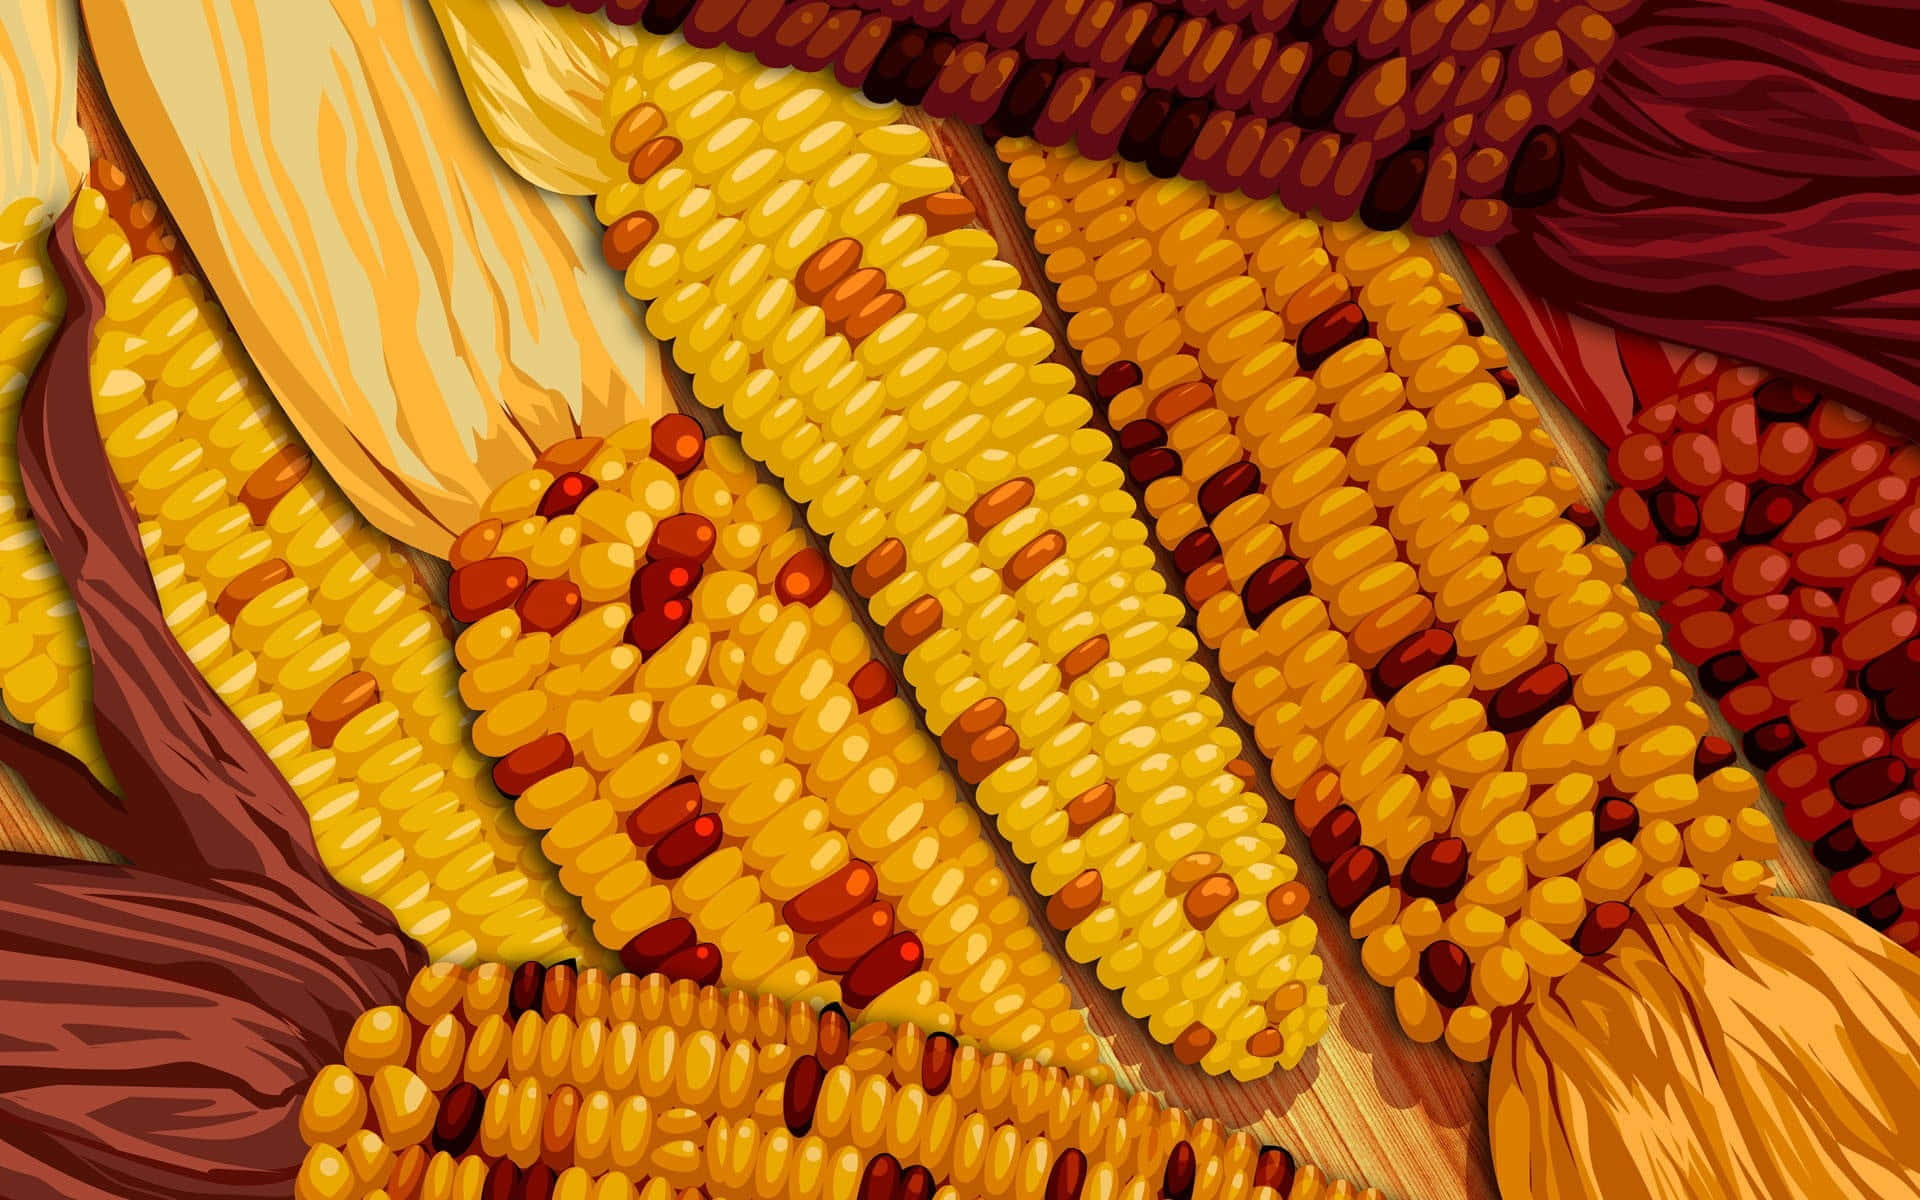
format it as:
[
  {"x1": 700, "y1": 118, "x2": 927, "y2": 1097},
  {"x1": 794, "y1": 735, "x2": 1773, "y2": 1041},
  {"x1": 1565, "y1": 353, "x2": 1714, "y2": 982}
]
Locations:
[
  {"x1": 295, "y1": 962, "x2": 1381, "y2": 1200},
  {"x1": 80, "y1": 0, "x2": 674, "y2": 558}
]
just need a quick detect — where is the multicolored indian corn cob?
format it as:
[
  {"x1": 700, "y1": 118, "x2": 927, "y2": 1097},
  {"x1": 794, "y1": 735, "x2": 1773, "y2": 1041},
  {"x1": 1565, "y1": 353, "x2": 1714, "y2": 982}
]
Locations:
[
  {"x1": 294, "y1": 961, "x2": 1379, "y2": 1200},
  {"x1": 998, "y1": 138, "x2": 1782, "y2": 1059},
  {"x1": 560, "y1": 34, "x2": 1331, "y2": 1078},
  {"x1": 444, "y1": 414, "x2": 1105, "y2": 1074},
  {"x1": 551, "y1": 0, "x2": 1630, "y2": 240},
  {"x1": 1603, "y1": 362, "x2": 1920, "y2": 950},
  {"x1": 0, "y1": 170, "x2": 590, "y2": 966}
]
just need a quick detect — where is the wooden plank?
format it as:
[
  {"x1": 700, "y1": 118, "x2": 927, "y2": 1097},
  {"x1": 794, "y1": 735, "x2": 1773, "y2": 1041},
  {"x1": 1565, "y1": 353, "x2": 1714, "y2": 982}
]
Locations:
[{"x1": 0, "y1": 35, "x2": 1838, "y2": 1200}]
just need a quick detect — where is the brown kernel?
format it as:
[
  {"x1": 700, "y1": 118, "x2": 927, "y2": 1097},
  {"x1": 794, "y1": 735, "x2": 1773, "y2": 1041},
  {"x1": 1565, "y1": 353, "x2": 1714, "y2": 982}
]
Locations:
[
  {"x1": 958, "y1": 724, "x2": 1021, "y2": 784},
  {"x1": 493, "y1": 733, "x2": 573, "y2": 797},
  {"x1": 515, "y1": 578, "x2": 583, "y2": 635},
  {"x1": 649, "y1": 413, "x2": 706, "y2": 476},
  {"x1": 609, "y1": 103, "x2": 667, "y2": 159},
  {"x1": 1183, "y1": 875, "x2": 1239, "y2": 930},
  {"x1": 843, "y1": 290, "x2": 907, "y2": 342},
  {"x1": 540, "y1": 964, "x2": 576, "y2": 1019},
  {"x1": 796, "y1": 238, "x2": 863, "y2": 305},
  {"x1": 449, "y1": 519, "x2": 504, "y2": 570},
  {"x1": 628, "y1": 135, "x2": 682, "y2": 183},
  {"x1": 309, "y1": 672, "x2": 379, "y2": 748},
  {"x1": 1245, "y1": 1027, "x2": 1284, "y2": 1058},
  {"x1": 1266, "y1": 981, "x2": 1308, "y2": 1021},
  {"x1": 1046, "y1": 869, "x2": 1104, "y2": 930},
  {"x1": 897, "y1": 191, "x2": 976, "y2": 234},
  {"x1": 817, "y1": 1004, "x2": 852, "y2": 1067},
  {"x1": 884, "y1": 596, "x2": 943, "y2": 654},
  {"x1": 217, "y1": 558, "x2": 294, "y2": 624},
  {"x1": 1004, "y1": 531, "x2": 1067, "y2": 586},
  {"x1": 1167, "y1": 852, "x2": 1224, "y2": 894},
  {"x1": 966, "y1": 478, "x2": 1036, "y2": 539},
  {"x1": 536, "y1": 437, "x2": 604, "y2": 476},
  {"x1": 821, "y1": 267, "x2": 889, "y2": 326},
  {"x1": 239, "y1": 446, "x2": 312, "y2": 524},
  {"x1": 541, "y1": 1084, "x2": 581, "y2": 1166},
  {"x1": 853, "y1": 539, "x2": 907, "y2": 597},
  {"x1": 784, "y1": 860, "x2": 880, "y2": 934},
  {"x1": 1172, "y1": 1022, "x2": 1216, "y2": 1065},
  {"x1": 447, "y1": 557, "x2": 528, "y2": 623},
  {"x1": 1266, "y1": 880, "x2": 1311, "y2": 922},
  {"x1": 920, "y1": 1032, "x2": 958, "y2": 1096},
  {"x1": 1064, "y1": 783, "x2": 1116, "y2": 834},
  {"x1": 1060, "y1": 635, "x2": 1110, "y2": 681}
]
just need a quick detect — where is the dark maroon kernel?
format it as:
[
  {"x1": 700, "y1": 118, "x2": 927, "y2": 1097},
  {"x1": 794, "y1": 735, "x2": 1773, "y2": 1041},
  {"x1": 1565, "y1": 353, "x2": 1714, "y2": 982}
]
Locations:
[
  {"x1": 508, "y1": 961, "x2": 546, "y2": 1017},
  {"x1": 1197, "y1": 461, "x2": 1261, "y2": 519},
  {"x1": 1566, "y1": 501, "x2": 1600, "y2": 540},
  {"x1": 1650, "y1": 489, "x2": 1700, "y2": 542},
  {"x1": 1753, "y1": 377, "x2": 1817, "y2": 422},
  {"x1": 1174, "y1": 528, "x2": 1223, "y2": 574},
  {"x1": 1833, "y1": 757, "x2": 1909, "y2": 809},
  {"x1": 1095, "y1": 360, "x2": 1143, "y2": 400},
  {"x1": 1877, "y1": 683, "x2": 1920, "y2": 728},
  {"x1": 920, "y1": 1032, "x2": 958, "y2": 1095},
  {"x1": 1694, "y1": 735, "x2": 1738, "y2": 777},
  {"x1": 655, "y1": 942, "x2": 723, "y2": 986},
  {"x1": 1291, "y1": 46, "x2": 1355, "y2": 128},
  {"x1": 1858, "y1": 890, "x2": 1904, "y2": 932},
  {"x1": 483, "y1": 1160, "x2": 520, "y2": 1200},
  {"x1": 1289, "y1": 0, "x2": 1335, "y2": 35},
  {"x1": 1150, "y1": 99, "x2": 1211, "y2": 178},
  {"x1": 1741, "y1": 485, "x2": 1802, "y2": 543},
  {"x1": 633, "y1": 559, "x2": 703, "y2": 608},
  {"x1": 1119, "y1": 418, "x2": 1169, "y2": 455},
  {"x1": 1296, "y1": 301, "x2": 1369, "y2": 371},
  {"x1": 618, "y1": 917, "x2": 697, "y2": 974},
  {"x1": 1452, "y1": 304, "x2": 1485, "y2": 340},
  {"x1": 536, "y1": 472, "x2": 597, "y2": 518},
  {"x1": 516, "y1": 1164, "x2": 559, "y2": 1200},
  {"x1": 990, "y1": 59, "x2": 1058, "y2": 139},
  {"x1": 817, "y1": 1003, "x2": 852, "y2": 1066},
  {"x1": 639, "y1": 0, "x2": 694, "y2": 35},
  {"x1": 1699, "y1": 651, "x2": 1754, "y2": 698},
  {"x1": 862, "y1": 26, "x2": 925, "y2": 104},
  {"x1": 1862, "y1": 641, "x2": 1920, "y2": 696},
  {"x1": 1571, "y1": 901, "x2": 1634, "y2": 956},
  {"x1": 1361, "y1": 140, "x2": 1430, "y2": 231},
  {"x1": 1505, "y1": 126, "x2": 1565, "y2": 208},
  {"x1": 1127, "y1": 447, "x2": 1183, "y2": 485},
  {"x1": 1046, "y1": 1148, "x2": 1090, "y2": 1200},
  {"x1": 1127, "y1": 10, "x2": 1181, "y2": 73},
  {"x1": 1486, "y1": 663, "x2": 1573, "y2": 733},
  {"x1": 1253, "y1": 1146, "x2": 1297, "y2": 1195},
  {"x1": 432, "y1": 1082, "x2": 485, "y2": 1155},
  {"x1": 898, "y1": 1165, "x2": 937, "y2": 1200},
  {"x1": 1119, "y1": 89, "x2": 1176, "y2": 163},
  {"x1": 1491, "y1": 366, "x2": 1520, "y2": 397},
  {"x1": 1310, "y1": 805, "x2": 1362, "y2": 866},
  {"x1": 1242, "y1": 557, "x2": 1312, "y2": 627},
  {"x1": 1742, "y1": 718, "x2": 1800, "y2": 769},
  {"x1": 1417, "y1": 940, "x2": 1471, "y2": 1008},
  {"x1": 626, "y1": 597, "x2": 692, "y2": 655},
  {"x1": 1328, "y1": 845, "x2": 1388, "y2": 913},
  {"x1": 1372, "y1": 628, "x2": 1457, "y2": 695},
  {"x1": 1161, "y1": 1141, "x2": 1197, "y2": 1200},
  {"x1": 784, "y1": 1054, "x2": 826, "y2": 1134},
  {"x1": 1594, "y1": 796, "x2": 1641, "y2": 847},
  {"x1": 1402, "y1": 836, "x2": 1469, "y2": 903},
  {"x1": 857, "y1": 1153, "x2": 902, "y2": 1200},
  {"x1": 899, "y1": 36, "x2": 954, "y2": 108},
  {"x1": 1813, "y1": 821, "x2": 1872, "y2": 871},
  {"x1": 647, "y1": 813, "x2": 724, "y2": 878}
]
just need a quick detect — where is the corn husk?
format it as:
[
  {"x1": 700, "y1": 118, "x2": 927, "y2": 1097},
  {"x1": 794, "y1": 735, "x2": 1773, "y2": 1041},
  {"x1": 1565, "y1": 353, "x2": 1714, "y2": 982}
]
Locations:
[
  {"x1": 80, "y1": 0, "x2": 671, "y2": 557},
  {"x1": 429, "y1": 10, "x2": 1920, "y2": 1199},
  {"x1": 1, "y1": 0, "x2": 86, "y2": 225}
]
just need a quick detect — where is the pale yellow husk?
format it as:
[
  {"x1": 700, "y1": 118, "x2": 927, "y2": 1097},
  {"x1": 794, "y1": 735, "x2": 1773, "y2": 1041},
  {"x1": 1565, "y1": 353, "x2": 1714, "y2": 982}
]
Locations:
[
  {"x1": 1, "y1": 0, "x2": 86, "y2": 219},
  {"x1": 81, "y1": 0, "x2": 671, "y2": 558}
]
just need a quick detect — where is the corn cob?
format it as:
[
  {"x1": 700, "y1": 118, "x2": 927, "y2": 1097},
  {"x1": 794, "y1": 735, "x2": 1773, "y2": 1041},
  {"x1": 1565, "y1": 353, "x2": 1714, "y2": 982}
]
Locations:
[
  {"x1": 448, "y1": 415, "x2": 1103, "y2": 1075},
  {"x1": 999, "y1": 137, "x2": 1784, "y2": 1058},
  {"x1": 1602, "y1": 368, "x2": 1920, "y2": 950},
  {"x1": 562, "y1": 36, "x2": 1330, "y2": 1078},
  {"x1": 0, "y1": 192, "x2": 106, "y2": 777},
  {"x1": 551, "y1": 0, "x2": 1624, "y2": 240},
  {"x1": 294, "y1": 961, "x2": 1379, "y2": 1200},
  {"x1": 1, "y1": 173, "x2": 591, "y2": 966}
]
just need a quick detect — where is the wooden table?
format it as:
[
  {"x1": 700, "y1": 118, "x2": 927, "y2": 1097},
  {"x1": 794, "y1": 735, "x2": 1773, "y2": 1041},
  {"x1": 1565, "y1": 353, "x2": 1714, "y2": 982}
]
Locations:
[{"x1": 1, "y1": 38, "x2": 1833, "y2": 1200}]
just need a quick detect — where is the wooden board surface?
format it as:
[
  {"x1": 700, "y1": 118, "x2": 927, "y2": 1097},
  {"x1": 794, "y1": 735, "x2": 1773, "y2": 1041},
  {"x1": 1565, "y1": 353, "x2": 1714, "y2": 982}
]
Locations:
[{"x1": 0, "y1": 35, "x2": 1833, "y2": 1200}]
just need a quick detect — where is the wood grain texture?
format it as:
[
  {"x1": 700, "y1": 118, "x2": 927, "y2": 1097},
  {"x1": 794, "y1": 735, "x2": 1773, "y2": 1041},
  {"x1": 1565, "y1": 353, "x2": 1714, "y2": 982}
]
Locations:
[{"x1": 0, "y1": 38, "x2": 1837, "y2": 1200}]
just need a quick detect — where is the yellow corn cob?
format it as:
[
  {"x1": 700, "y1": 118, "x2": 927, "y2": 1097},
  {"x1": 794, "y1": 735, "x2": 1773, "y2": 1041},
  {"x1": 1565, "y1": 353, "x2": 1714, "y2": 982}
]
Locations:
[
  {"x1": 447, "y1": 416, "x2": 1103, "y2": 1076},
  {"x1": 293, "y1": 961, "x2": 1381, "y2": 1200},
  {"x1": 999, "y1": 138, "x2": 1781, "y2": 1060},
  {"x1": 559, "y1": 37, "x2": 1328, "y2": 1080},
  {"x1": 0, "y1": 193, "x2": 105, "y2": 777},
  {"x1": 0, "y1": 178, "x2": 593, "y2": 966}
]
